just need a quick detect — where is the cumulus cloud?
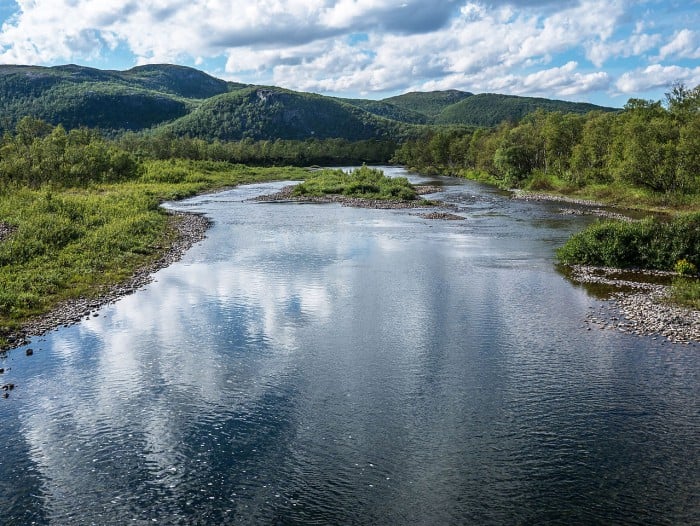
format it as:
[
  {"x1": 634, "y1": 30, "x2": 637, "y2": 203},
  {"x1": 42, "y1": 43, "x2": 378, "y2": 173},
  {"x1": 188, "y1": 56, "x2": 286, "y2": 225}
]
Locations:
[
  {"x1": 0, "y1": 0, "x2": 693, "y2": 103},
  {"x1": 657, "y1": 29, "x2": 700, "y2": 60},
  {"x1": 586, "y1": 32, "x2": 662, "y2": 68},
  {"x1": 241, "y1": 0, "x2": 623, "y2": 98},
  {"x1": 616, "y1": 64, "x2": 700, "y2": 93}
]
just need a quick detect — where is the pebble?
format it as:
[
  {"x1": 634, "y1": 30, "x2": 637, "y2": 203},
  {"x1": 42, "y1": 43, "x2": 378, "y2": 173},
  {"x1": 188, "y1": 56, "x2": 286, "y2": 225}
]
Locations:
[
  {"x1": 0, "y1": 221, "x2": 17, "y2": 242},
  {"x1": 573, "y1": 265, "x2": 699, "y2": 344}
]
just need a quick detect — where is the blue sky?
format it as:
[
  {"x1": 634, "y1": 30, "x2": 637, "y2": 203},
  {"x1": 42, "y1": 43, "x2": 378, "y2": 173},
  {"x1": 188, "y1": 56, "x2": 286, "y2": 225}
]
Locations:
[{"x1": 0, "y1": 0, "x2": 698, "y2": 107}]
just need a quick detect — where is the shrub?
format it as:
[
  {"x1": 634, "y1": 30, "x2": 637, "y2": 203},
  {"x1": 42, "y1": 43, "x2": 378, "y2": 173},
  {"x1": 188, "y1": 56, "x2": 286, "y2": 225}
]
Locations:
[
  {"x1": 675, "y1": 258, "x2": 698, "y2": 276},
  {"x1": 557, "y1": 213, "x2": 700, "y2": 270}
]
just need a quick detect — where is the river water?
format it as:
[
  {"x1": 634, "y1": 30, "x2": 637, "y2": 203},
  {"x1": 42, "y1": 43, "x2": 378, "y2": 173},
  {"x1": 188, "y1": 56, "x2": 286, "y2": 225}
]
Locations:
[{"x1": 1, "y1": 167, "x2": 698, "y2": 525}]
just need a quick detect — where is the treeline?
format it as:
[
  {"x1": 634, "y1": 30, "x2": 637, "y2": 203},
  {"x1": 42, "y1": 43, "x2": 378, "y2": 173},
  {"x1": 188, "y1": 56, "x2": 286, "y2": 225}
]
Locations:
[
  {"x1": 394, "y1": 83, "x2": 700, "y2": 195},
  {"x1": 0, "y1": 117, "x2": 396, "y2": 188},
  {"x1": 117, "y1": 133, "x2": 396, "y2": 166},
  {"x1": 0, "y1": 118, "x2": 141, "y2": 187}
]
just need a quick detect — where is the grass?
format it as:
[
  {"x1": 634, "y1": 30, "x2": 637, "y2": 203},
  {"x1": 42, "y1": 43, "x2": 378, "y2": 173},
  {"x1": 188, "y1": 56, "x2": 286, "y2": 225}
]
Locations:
[
  {"x1": 515, "y1": 172, "x2": 700, "y2": 214},
  {"x1": 0, "y1": 160, "x2": 308, "y2": 344},
  {"x1": 669, "y1": 278, "x2": 700, "y2": 310},
  {"x1": 292, "y1": 165, "x2": 418, "y2": 200}
]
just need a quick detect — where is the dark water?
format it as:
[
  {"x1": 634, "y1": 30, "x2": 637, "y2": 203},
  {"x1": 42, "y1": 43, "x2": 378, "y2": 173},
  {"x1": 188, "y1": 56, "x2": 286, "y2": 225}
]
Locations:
[{"x1": 1, "y1": 167, "x2": 698, "y2": 525}]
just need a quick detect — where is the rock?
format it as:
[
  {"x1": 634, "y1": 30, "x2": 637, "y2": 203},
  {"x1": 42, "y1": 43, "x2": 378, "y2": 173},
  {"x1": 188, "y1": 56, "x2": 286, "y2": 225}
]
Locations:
[
  {"x1": 25, "y1": 348, "x2": 33, "y2": 356},
  {"x1": 417, "y1": 212, "x2": 465, "y2": 220}
]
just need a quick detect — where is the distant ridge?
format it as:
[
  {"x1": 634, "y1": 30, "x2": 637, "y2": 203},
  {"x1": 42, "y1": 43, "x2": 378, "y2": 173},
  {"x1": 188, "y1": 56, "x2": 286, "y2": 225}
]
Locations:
[{"x1": 0, "y1": 63, "x2": 616, "y2": 138}]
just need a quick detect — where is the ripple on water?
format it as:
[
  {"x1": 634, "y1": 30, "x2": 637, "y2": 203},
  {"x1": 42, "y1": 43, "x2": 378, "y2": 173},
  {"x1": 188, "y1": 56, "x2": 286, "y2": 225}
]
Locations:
[{"x1": 1, "y1": 170, "x2": 698, "y2": 525}]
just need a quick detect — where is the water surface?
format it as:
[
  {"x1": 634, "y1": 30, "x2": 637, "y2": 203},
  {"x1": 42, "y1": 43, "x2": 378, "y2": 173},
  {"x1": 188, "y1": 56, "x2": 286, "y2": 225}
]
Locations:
[{"x1": 1, "y1": 167, "x2": 698, "y2": 524}]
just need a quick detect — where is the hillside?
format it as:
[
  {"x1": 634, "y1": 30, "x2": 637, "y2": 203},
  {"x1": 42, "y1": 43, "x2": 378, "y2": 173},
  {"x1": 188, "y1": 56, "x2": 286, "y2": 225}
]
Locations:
[
  {"x1": 433, "y1": 93, "x2": 615, "y2": 126},
  {"x1": 0, "y1": 63, "x2": 616, "y2": 139},
  {"x1": 165, "y1": 86, "x2": 413, "y2": 141},
  {"x1": 337, "y1": 98, "x2": 429, "y2": 124},
  {"x1": 0, "y1": 64, "x2": 240, "y2": 132},
  {"x1": 382, "y1": 90, "x2": 474, "y2": 118}
]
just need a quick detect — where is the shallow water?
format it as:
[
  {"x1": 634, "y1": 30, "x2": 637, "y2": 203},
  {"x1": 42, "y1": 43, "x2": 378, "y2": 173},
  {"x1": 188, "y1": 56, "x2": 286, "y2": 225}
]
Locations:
[{"x1": 1, "y1": 167, "x2": 698, "y2": 524}]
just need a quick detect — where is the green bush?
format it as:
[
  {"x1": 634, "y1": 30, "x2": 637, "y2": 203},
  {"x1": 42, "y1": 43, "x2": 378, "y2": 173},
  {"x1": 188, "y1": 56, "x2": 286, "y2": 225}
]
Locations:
[
  {"x1": 669, "y1": 278, "x2": 700, "y2": 309},
  {"x1": 557, "y1": 213, "x2": 700, "y2": 270},
  {"x1": 292, "y1": 165, "x2": 417, "y2": 200},
  {"x1": 675, "y1": 258, "x2": 698, "y2": 276}
]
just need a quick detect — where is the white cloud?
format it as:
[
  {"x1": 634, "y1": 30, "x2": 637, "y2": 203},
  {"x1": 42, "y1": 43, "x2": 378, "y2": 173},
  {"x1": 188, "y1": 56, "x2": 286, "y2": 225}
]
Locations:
[
  {"x1": 0, "y1": 0, "x2": 692, "y2": 104},
  {"x1": 615, "y1": 64, "x2": 700, "y2": 93},
  {"x1": 657, "y1": 29, "x2": 700, "y2": 60},
  {"x1": 586, "y1": 32, "x2": 662, "y2": 68}
]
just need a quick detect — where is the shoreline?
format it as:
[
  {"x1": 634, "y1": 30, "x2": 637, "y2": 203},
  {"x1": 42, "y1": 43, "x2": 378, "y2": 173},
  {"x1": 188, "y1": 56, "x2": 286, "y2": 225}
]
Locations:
[
  {"x1": 1, "y1": 211, "x2": 211, "y2": 351},
  {"x1": 510, "y1": 190, "x2": 636, "y2": 221},
  {"x1": 568, "y1": 265, "x2": 699, "y2": 344}
]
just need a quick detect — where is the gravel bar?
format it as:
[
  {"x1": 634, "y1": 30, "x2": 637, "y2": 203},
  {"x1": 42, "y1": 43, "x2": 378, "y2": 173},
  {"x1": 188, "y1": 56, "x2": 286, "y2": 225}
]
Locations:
[
  {"x1": 570, "y1": 265, "x2": 699, "y2": 344},
  {"x1": 252, "y1": 185, "x2": 441, "y2": 209}
]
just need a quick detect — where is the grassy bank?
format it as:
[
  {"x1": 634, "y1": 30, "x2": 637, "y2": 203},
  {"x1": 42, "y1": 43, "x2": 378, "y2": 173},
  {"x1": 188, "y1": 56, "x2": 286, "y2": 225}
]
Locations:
[{"x1": 0, "y1": 160, "x2": 308, "y2": 344}]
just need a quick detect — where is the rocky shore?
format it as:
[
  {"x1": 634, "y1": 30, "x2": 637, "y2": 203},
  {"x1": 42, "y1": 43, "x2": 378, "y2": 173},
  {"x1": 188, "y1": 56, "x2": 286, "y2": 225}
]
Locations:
[
  {"x1": 512, "y1": 191, "x2": 635, "y2": 221},
  {"x1": 1, "y1": 211, "x2": 211, "y2": 351},
  {"x1": 569, "y1": 265, "x2": 699, "y2": 344}
]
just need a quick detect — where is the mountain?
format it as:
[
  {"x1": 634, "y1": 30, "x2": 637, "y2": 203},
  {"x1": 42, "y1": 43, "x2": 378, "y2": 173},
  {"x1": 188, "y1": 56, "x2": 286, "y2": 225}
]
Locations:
[
  {"x1": 382, "y1": 90, "x2": 473, "y2": 118},
  {"x1": 0, "y1": 63, "x2": 616, "y2": 139},
  {"x1": 337, "y1": 98, "x2": 429, "y2": 124},
  {"x1": 0, "y1": 63, "x2": 242, "y2": 132},
  {"x1": 433, "y1": 93, "x2": 614, "y2": 126},
  {"x1": 165, "y1": 86, "x2": 411, "y2": 141}
]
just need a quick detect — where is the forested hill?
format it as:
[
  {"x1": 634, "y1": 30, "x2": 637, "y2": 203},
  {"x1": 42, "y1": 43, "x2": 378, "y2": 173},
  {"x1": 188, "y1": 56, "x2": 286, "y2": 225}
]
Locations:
[
  {"x1": 433, "y1": 93, "x2": 613, "y2": 126},
  {"x1": 0, "y1": 63, "x2": 616, "y2": 138},
  {"x1": 164, "y1": 87, "x2": 411, "y2": 141}
]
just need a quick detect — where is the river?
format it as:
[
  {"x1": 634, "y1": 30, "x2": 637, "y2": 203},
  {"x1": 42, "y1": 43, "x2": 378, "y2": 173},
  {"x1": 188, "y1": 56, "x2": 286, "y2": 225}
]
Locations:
[{"x1": 1, "y1": 167, "x2": 698, "y2": 524}]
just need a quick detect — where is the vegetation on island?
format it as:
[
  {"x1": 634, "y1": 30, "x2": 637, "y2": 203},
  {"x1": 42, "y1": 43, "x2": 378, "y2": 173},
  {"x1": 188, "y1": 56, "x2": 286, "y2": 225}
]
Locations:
[
  {"x1": 556, "y1": 214, "x2": 700, "y2": 272},
  {"x1": 292, "y1": 165, "x2": 417, "y2": 200}
]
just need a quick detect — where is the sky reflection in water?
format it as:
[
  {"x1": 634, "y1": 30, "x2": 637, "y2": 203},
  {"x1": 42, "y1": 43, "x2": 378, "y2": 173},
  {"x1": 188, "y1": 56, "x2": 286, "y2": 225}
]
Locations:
[{"x1": 1, "y1": 169, "x2": 698, "y2": 524}]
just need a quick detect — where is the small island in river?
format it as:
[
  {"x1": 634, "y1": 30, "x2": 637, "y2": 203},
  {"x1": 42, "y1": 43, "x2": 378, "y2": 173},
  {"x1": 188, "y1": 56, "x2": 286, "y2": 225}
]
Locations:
[{"x1": 253, "y1": 165, "x2": 444, "y2": 210}]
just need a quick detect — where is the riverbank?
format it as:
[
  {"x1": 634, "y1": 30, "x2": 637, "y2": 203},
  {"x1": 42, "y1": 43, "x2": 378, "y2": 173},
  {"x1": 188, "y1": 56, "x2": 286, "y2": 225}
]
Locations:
[
  {"x1": 569, "y1": 265, "x2": 699, "y2": 344},
  {"x1": 1, "y1": 211, "x2": 211, "y2": 351},
  {"x1": 511, "y1": 190, "x2": 637, "y2": 221}
]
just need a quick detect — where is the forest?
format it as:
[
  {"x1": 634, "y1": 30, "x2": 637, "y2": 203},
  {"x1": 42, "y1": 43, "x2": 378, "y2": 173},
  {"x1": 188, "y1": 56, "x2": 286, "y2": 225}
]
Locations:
[{"x1": 393, "y1": 83, "x2": 700, "y2": 199}]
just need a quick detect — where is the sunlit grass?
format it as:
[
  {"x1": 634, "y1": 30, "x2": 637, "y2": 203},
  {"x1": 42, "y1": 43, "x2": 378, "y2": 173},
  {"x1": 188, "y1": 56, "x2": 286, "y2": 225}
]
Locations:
[{"x1": 0, "y1": 160, "x2": 308, "y2": 343}]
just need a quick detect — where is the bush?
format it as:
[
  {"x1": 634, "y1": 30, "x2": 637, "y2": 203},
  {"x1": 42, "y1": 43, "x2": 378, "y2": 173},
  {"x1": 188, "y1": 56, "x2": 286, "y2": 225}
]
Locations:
[
  {"x1": 675, "y1": 258, "x2": 698, "y2": 276},
  {"x1": 669, "y1": 278, "x2": 700, "y2": 309},
  {"x1": 557, "y1": 213, "x2": 700, "y2": 270},
  {"x1": 292, "y1": 166, "x2": 417, "y2": 200}
]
